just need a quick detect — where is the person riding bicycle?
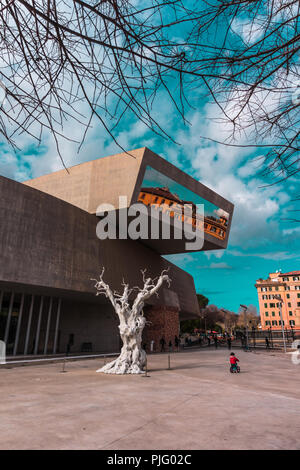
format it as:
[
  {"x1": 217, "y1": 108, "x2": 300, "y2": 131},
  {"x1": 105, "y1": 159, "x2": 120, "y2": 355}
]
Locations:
[{"x1": 229, "y1": 352, "x2": 240, "y2": 371}]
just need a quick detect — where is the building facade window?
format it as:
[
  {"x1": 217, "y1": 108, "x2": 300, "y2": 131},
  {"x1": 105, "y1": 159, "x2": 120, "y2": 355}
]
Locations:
[
  {"x1": 272, "y1": 320, "x2": 277, "y2": 326},
  {"x1": 289, "y1": 311, "x2": 293, "y2": 316},
  {"x1": 0, "y1": 290, "x2": 61, "y2": 356},
  {"x1": 290, "y1": 320, "x2": 295, "y2": 326}
]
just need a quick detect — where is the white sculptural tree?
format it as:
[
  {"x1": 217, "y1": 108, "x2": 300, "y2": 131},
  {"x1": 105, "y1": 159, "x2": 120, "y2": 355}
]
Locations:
[{"x1": 92, "y1": 268, "x2": 171, "y2": 374}]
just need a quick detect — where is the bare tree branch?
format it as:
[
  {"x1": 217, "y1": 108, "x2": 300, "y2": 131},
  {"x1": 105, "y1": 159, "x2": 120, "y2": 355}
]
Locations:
[{"x1": 0, "y1": 0, "x2": 298, "y2": 182}]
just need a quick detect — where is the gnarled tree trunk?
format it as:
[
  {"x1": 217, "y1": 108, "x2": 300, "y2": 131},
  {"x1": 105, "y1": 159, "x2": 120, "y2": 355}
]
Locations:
[{"x1": 92, "y1": 269, "x2": 171, "y2": 374}]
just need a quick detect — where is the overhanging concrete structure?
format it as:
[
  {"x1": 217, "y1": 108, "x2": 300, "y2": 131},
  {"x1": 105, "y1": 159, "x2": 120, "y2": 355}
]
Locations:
[
  {"x1": 0, "y1": 148, "x2": 233, "y2": 357},
  {"x1": 25, "y1": 147, "x2": 234, "y2": 254}
]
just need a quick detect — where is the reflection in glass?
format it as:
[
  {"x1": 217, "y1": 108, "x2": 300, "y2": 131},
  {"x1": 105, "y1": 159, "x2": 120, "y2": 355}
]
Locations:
[{"x1": 138, "y1": 166, "x2": 229, "y2": 241}]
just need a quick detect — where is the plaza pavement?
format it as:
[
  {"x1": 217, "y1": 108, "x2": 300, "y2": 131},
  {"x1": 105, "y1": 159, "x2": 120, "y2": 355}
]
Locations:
[{"x1": 1, "y1": 348, "x2": 299, "y2": 450}]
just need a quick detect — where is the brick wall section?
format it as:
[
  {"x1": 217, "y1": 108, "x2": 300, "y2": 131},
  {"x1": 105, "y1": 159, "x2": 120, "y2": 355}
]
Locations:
[{"x1": 142, "y1": 305, "x2": 179, "y2": 353}]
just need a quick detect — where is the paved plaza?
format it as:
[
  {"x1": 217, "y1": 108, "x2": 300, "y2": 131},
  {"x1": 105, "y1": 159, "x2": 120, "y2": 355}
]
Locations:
[{"x1": 1, "y1": 348, "x2": 299, "y2": 450}]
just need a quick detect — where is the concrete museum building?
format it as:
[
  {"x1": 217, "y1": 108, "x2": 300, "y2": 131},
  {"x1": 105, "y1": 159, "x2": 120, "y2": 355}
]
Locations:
[{"x1": 0, "y1": 148, "x2": 234, "y2": 357}]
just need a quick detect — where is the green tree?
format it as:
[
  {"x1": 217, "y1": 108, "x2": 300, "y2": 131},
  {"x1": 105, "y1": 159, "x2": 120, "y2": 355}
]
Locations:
[
  {"x1": 180, "y1": 294, "x2": 209, "y2": 334},
  {"x1": 197, "y1": 294, "x2": 209, "y2": 309}
]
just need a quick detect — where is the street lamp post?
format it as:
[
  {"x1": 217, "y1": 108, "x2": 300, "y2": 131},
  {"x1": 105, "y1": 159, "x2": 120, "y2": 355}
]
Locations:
[
  {"x1": 221, "y1": 308, "x2": 228, "y2": 334},
  {"x1": 269, "y1": 325, "x2": 273, "y2": 348},
  {"x1": 200, "y1": 308, "x2": 207, "y2": 338},
  {"x1": 291, "y1": 324, "x2": 295, "y2": 341},
  {"x1": 240, "y1": 304, "x2": 249, "y2": 351},
  {"x1": 200, "y1": 308, "x2": 207, "y2": 334},
  {"x1": 252, "y1": 325, "x2": 256, "y2": 348},
  {"x1": 274, "y1": 295, "x2": 287, "y2": 353}
]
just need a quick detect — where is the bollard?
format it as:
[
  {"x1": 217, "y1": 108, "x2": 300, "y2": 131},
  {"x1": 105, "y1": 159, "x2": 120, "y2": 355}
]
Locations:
[
  {"x1": 60, "y1": 357, "x2": 67, "y2": 373},
  {"x1": 142, "y1": 361, "x2": 150, "y2": 378},
  {"x1": 167, "y1": 354, "x2": 171, "y2": 370}
]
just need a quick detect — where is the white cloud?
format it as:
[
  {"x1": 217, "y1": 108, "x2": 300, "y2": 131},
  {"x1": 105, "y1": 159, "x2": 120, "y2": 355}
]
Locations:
[
  {"x1": 209, "y1": 262, "x2": 233, "y2": 270},
  {"x1": 282, "y1": 227, "x2": 300, "y2": 236},
  {"x1": 237, "y1": 158, "x2": 262, "y2": 178},
  {"x1": 169, "y1": 102, "x2": 289, "y2": 249},
  {"x1": 228, "y1": 249, "x2": 299, "y2": 261},
  {"x1": 231, "y1": 16, "x2": 265, "y2": 45},
  {"x1": 204, "y1": 250, "x2": 225, "y2": 260}
]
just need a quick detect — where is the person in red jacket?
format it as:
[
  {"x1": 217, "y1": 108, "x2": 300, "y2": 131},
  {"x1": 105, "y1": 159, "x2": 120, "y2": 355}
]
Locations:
[{"x1": 229, "y1": 352, "x2": 240, "y2": 372}]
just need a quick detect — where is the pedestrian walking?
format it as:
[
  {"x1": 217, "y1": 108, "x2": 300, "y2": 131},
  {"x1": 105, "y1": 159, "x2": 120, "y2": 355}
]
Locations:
[
  {"x1": 265, "y1": 337, "x2": 270, "y2": 349},
  {"x1": 214, "y1": 335, "x2": 218, "y2": 349},
  {"x1": 160, "y1": 336, "x2": 166, "y2": 352},
  {"x1": 227, "y1": 336, "x2": 232, "y2": 350}
]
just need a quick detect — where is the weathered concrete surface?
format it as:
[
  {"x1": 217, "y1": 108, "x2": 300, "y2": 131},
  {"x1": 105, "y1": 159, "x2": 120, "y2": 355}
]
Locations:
[
  {"x1": 1, "y1": 349, "x2": 299, "y2": 450},
  {"x1": 0, "y1": 174, "x2": 200, "y2": 318},
  {"x1": 23, "y1": 147, "x2": 234, "y2": 254}
]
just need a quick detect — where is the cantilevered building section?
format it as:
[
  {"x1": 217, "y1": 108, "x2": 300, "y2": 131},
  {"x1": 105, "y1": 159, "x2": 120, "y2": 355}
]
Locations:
[
  {"x1": 24, "y1": 147, "x2": 233, "y2": 254},
  {"x1": 0, "y1": 148, "x2": 233, "y2": 357},
  {"x1": 255, "y1": 271, "x2": 300, "y2": 330}
]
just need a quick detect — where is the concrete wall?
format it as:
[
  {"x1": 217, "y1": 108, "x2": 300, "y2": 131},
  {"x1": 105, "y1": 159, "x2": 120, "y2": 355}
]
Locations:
[
  {"x1": 0, "y1": 175, "x2": 200, "y2": 318},
  {"x1": 59, "y1": 300, "x2": 120, "y2": 354},
  {"x1": 23, "y1": 147, "x2": 234, "y2": 253},
  {"x1": 24, "y1": 148, "x2": 145, "y2": 213}
]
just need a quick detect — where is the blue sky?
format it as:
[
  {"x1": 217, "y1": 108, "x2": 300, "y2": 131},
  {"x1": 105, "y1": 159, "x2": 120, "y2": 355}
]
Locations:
[
  {"x1": 0, "y1": 4, "x2": 299, "y2": 315},
  {"x1": 1, "y1": 106, "x2": 299, "y2": 314}
]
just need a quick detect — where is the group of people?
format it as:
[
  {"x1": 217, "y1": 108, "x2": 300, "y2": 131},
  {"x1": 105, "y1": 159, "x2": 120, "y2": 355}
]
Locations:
[
  {"x1": 199, "y1": 333, "x2": 232, "y2": 350},
  {"x1": 145, "y1": 332, "x2": 274, "y2": 354},
  {"x1": 146, "y1": 333, "x2": 234, "y2": 352},
  {"x1": 159, "y1": 335, "x2": 180, "y2": 352},
  {"x1": 144, "y1": 334, "x2": 242, "y2": 374},
  {"x1": 143, "y1": 335, "x2": 181, "y2": 353}
]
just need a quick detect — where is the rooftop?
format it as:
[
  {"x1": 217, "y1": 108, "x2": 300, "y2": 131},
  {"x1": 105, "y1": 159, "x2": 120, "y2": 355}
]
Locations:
[
  {"x1": 279, "y1": 271, "x2": 300, "y2": 276},
  {"x1": 256, "y1": 271, "x2": 300, "y2": 283}
]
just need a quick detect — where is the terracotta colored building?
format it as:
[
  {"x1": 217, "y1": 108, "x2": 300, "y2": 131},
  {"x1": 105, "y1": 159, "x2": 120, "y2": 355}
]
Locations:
[
  {"x1": 138, "y1": 187, "x2": 228, "y2": 241},
  {"x1": 255, "y1": 271, "x2": 300, "y2": 330},
  {"x1": 0, "y1": 147, "x2": 233, "y2": 357}
]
